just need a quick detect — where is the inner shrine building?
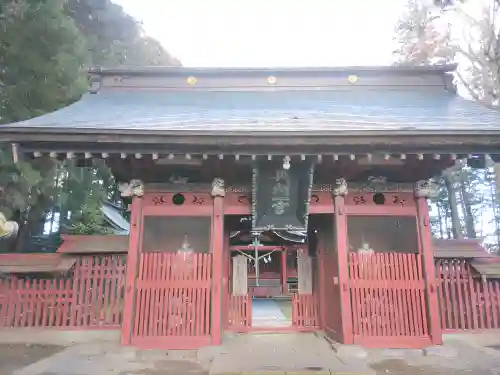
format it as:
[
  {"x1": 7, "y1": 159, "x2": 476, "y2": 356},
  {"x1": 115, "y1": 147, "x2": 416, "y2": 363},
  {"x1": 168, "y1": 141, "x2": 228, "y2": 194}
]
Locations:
[{"x1": 2, "y1": 65, "x2": 500, "y2": 349}]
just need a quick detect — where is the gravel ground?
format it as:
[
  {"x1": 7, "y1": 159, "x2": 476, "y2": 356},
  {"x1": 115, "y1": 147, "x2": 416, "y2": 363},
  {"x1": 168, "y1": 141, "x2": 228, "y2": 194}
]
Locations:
[
  {"x1": 0, "y1": 344, "x2": 63, "y2": 375},
  {"x1": 371, "y1": 359, "x2": 499, "y2": 375}
]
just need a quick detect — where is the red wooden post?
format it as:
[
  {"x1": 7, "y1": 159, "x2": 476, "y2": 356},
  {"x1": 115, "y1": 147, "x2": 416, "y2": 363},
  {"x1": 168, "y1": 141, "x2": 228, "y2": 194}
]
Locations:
[
  {"x1": 222, "y1": 227, "x2": 230, "y2": 328},
  {"x1": 318, "y1": 245, "x2": 327, "y2": 329},
  {"x1": 211, "y1": 178, "x2": 225, "y2": 345},
  {"x1": 121, "y1": 197, "x2": 143, "y2": 345},
  {"x1": 415, "y1": 188, "x2": 443, "y2": 345},
  {"x1": 333, "y1": 183, "x2": 354, "y2": 344},
  {"x1": 281, "y1": 248, "x2": 287, "y2": 295}
]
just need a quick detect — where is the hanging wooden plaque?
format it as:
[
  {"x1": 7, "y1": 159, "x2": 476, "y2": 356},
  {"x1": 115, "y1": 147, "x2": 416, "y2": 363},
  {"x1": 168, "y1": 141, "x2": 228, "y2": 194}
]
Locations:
[{"x1": 252, "y1": 161, "x2": 314, "y2": 231}]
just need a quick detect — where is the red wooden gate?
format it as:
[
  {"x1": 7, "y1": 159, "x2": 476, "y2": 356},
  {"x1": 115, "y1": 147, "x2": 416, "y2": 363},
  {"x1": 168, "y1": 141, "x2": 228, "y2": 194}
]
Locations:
[
  {"x1": 320, "y1": 249, "x2": 344, "y2": 341},
  {"x1": 227, "y1": 294, "x2": 251, "y2": 331},
  {"x1": 130, "y1": 252, "x2": 211, "y2": 349},
  {"x1": 348, "y1": 252, "x2": 431, "y2": 348}
]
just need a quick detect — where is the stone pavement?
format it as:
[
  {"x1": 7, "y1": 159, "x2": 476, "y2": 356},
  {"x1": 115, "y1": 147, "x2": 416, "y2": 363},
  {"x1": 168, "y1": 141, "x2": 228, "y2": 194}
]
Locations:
[
  {"x1": 6, "y1": 341, "x2": 207, "y2": 375},
  {"x1": 252, "y1": 299, "x2": 291, "y2": 328},
  {"x1": 203, "y1": 331, "x2": 500, "y2": 375},
  {"x1": 1, "y1": 329, "x2": 500, "y2": 375},
  {"x1": 207, "y1": 332, "x2": 369, "y2": 374}
]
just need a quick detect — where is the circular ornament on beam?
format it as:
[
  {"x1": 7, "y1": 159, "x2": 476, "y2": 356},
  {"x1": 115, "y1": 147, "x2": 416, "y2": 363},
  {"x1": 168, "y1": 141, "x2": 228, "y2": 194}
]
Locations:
[
  {"x1": 267, "y1": 76, "x2": 277, "y2": 85},
  {"x1": 187, "y1": 76, "x2": 197, "y2": 86},
  {"x1": 348, "y1": 75, "x2": 359, "y2": 84}
]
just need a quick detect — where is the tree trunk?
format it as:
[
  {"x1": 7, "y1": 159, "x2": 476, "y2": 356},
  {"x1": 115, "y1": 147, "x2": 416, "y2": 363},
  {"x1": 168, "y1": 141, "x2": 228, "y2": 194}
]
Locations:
[
  {"x1": 494, "y1": 163, "x2": 500, "y2": 252},
  {"x1": 437, "y1": 202, "x2": 444, "y2": 238},
  {"x1": 443, "y1": 171, "x2": 463, "y2": 239},
  {"x1": 459, "y1": 179, "x2": 476, "y2": 238}
]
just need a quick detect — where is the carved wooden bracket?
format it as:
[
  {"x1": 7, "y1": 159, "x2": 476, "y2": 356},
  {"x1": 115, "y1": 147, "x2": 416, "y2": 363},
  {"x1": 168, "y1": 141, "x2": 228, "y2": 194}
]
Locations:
[
  {"x1": 332, "y1": 178, "x2": 348, "y2": 197},
  {"x1": 414, "y1": 179, "x2": 438, "y2": 199},
  {"x1": 211, "y1": 178, "x2": 225, "y2": 197},
  {"x1": 118, "y1": 179, "x2": 144, "y2": 197}
]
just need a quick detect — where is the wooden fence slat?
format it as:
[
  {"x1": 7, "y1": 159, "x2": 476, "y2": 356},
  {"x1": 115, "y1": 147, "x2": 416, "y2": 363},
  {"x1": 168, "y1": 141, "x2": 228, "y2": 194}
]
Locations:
[
  {"x1": 348, "y1": 252, "x2": 428, "y2": 344},
  {"x1": 0, "y1": 255, "x2": 126, "y2": 331},
  {"x1": 394, "y1": 253, "x2": 404, "y2": 337},
  {"x1": 128, "y1": 252, "x2": 212, "y2": 347},
  {"x1": 486, "y1": 279, "x2": 497, "y2": 329},
  {"x1": 436, "y1": 259, "x2": 500, "y2": 331}
]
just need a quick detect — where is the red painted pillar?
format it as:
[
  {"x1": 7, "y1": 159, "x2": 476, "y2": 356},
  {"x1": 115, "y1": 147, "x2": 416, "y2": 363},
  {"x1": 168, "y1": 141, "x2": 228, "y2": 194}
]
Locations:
[
  {"x1": 211, "y1": 179, "x2": 225, "y2": 345},
  {"x1": 318, "y1": 244, "x2": 327, "y2": 329},
  {"x1": 415, "y1": 185, "x2": 443, "y2": 345},
  {"x1": 281, "y1": 248, "x2": 287, "y2": 295},
  {"x1": 121, "y1": 196, "x2": 143, "y2": 345},
  {"x1": 333, "y1": 181, "x2": 353, "y2": 344},
  {"x1": 222, "y1": 228, "x2": 230, "y2": 329}
]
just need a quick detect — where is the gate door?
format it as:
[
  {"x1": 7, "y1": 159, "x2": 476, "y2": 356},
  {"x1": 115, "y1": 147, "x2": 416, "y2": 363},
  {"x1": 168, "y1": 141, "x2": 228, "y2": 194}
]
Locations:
[
  {"x1": 227, "y1": 255, "x2": 251, "y2": 331},
  {"x1": 348, "y1": 252, "x2": 430, "y2": 348},
  {"x1": 131, "y1": 252, "x2": 212, "y2": 349},
  {"x1": 123, "y1": 199, "x2": 213, "y2": 350}
]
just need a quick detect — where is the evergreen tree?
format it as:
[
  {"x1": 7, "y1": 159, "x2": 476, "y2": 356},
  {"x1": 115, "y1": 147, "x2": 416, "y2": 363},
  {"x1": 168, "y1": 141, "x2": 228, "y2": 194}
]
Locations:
[
  {"x1": 0, "y1": 0, "x2": 180, "y2": 250},
  {"x1": 393, "y1": 0, "x2": 498, "y2": 244}
]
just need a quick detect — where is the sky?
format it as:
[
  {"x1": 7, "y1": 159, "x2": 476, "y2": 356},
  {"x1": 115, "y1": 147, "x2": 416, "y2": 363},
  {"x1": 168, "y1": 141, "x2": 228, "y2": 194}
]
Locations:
[{"x1": 113, "y1": 0, "x2": 407, "y2": 67}]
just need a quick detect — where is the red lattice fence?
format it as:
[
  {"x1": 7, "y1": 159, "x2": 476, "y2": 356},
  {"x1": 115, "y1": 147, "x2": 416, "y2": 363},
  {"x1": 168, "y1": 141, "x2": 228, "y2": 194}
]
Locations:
[
  {"x1": 292, "y1": 294, "x2": 320, "y2": 329},
  {"x1": 130, "y1": 252, "x2": 211, "y2": 348},
  {"x1": 436, "y1": 259, "x2": 500, "y2": 331},
  {"x1": 227, "y1": 295, "x2": 251, "y2": 331},
  {"x1": 0, "y1": 255, "x2": 126, "y2": 329},
  {"x1": 348, "y1": 252, "x2": 429, "y2": 346}
]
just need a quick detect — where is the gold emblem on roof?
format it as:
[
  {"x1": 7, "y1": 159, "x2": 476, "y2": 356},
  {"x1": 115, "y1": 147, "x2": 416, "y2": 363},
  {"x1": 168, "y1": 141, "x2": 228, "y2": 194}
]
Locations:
[
  {"x1": 348, "y1": 75, "x2": 359, "y2": 84},
  {"x1": 187, "y1": 76, "x2": 197, "y2": 85},
  {"x1": 267, "y1": 76, "x2": 277, "y2": 85}
]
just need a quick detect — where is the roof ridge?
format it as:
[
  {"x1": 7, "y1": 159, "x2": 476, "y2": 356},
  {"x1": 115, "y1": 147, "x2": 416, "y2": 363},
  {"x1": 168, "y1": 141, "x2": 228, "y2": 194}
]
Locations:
[{"x1": 89, "y1": 64, "x2": 457, "y2": 76}]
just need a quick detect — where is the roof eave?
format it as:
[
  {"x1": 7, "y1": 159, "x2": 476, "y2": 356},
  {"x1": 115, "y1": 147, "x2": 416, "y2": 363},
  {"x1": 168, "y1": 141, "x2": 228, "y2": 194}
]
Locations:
[
  {"x1": 2, "y1": 126, "x2": 500, "y2": 138},
  {"x1": 3, "y1": 127, "x2": 500, "y2": 153}
]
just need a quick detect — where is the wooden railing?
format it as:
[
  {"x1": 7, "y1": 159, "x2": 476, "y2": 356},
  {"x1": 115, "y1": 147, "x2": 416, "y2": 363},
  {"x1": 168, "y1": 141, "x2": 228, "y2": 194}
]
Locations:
[
  {"x1": 0, "y1": 255, "x2": 126, "y2": 329},
  {"x1": 227, "y1": 294, "x2": 252, "y2": 331},
  {"x1": 292, "y1": 294, "x2": 320, "y2": 329},
  {"x1": 131, "y1": 252, "x2": 212, "y2": 343},
  {"x1": 348, "y1": 252, "x2": 428, "y2": 341},
  {"x1": 436, "y1": 259, "x2": 500, "y2": 331}
]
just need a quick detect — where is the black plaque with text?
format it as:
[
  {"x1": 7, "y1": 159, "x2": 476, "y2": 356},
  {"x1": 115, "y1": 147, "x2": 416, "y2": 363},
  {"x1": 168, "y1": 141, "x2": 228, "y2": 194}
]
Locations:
[{"x1": 252, "y1": 161, "x2": 314, "y2": 231}]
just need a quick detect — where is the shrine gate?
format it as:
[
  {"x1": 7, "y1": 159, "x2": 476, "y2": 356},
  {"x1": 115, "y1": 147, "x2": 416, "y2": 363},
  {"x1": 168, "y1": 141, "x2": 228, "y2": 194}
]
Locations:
[{"x1": 2, "y1": 64, "x2": 500, "y2": 349}]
